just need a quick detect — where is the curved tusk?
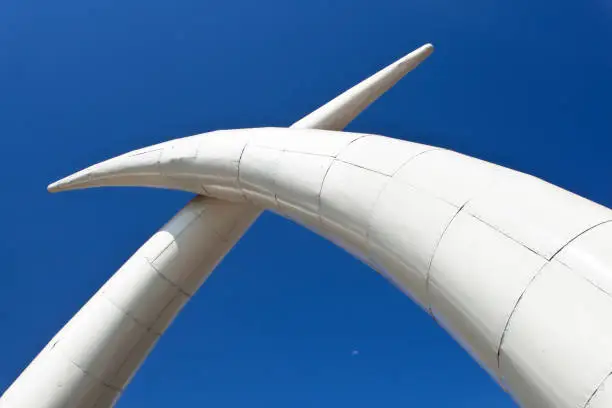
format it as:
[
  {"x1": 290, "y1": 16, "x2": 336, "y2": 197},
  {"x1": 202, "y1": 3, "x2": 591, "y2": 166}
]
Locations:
[
  {"x1": 291, "y1": 43, "x2": 433, "y2": 130},
  {"x1": 48, "y1": 43, "x2": 436, "y2": 196},
  {"x1": 23, "y1": 44, "x2": 440, "y2": 408},
  {"x1": 47, "y1": 126, "x2": 612, "y2": 406}
]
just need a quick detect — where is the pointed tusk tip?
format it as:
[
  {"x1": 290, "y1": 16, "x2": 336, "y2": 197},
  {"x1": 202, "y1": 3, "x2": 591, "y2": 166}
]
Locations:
[
  {"x1": 47, "y1": 181, "x2": 62, "y2": 193},
  {"x1": 47, "y1": 176, "x2": 76, "y2": 193},
  {"x1": 420, "y1": 43, "x2": 434, "y2": 55}
]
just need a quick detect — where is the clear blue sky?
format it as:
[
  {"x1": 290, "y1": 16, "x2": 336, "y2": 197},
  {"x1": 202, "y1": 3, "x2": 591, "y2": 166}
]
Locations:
[{"x1": 1, "y1": 0, "x2": 611, "y2": 406}]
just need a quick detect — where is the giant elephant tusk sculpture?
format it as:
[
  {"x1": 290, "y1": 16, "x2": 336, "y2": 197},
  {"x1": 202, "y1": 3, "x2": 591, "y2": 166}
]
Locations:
[{"x1": 3, "y1": 44, "x2": 612, "y2": 408}]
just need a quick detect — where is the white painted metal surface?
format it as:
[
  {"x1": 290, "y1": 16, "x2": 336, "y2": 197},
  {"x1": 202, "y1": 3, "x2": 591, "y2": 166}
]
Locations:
[
  {"x1": 499, "y1": 260, "x2": 612, "y2": 407},
  {"x1": 1, "y1": 44, "x2": 435, "y2": 408},
  {"x1": 0, "y1": 197, "x2": 260, "y2": 408},
  {"x1": 290, "y1": 44, "x2": 434, "y2": 131},
  {"x1": 4, "y1": 41, "x2": 611, "y2": 408},
  {"x1": 45, "y1": 126, "x2": 612, "y2": 408}
]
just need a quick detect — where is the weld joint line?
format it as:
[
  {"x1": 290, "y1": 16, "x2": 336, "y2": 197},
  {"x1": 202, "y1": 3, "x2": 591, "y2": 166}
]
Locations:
[
  {"x1": 315, "y1": 135, "x2": 367, "y2": 231},
  {"x1": 316, "y1": 136, "x2": 367, "y2": 219},
  {"x1": 150, "y1": 202, "x2": 232, "y2": 260},
  {"x1": 334, "y1": 158, "x2": 391, "y2": 177},
  {"x1": 179, "y1": 240, "x2": 231, "y2": 297},
  {"x1": 104, "y1": 330, "x2": 161, "y2": 392},
  {"x1": 236, "y1": 140, "x2": 252, "y2": 202},
  {"x1": 149, "y1": 209, "x2": 206, "y2": 264},
  {"x1": 495, "y1": 261, "x2": 548, "y2": 370},
  {"x1": 148, "y1": 293, "x2": 185, "y2": 336},
  {"x1": 424, "y1": 203, "x2": 465, "y2": 318},
  {"x1": 316, "y1": 159, "x2": 338, "y2": 228},
  {"x1": 145, "y1": 204, "x2": 237, "y2": 297},
  {"x1": 52, "y1": 345, "x2": 123, "y2": 393},
  {"x1": 584, "y1": 370, "x2": 612, "y2": 408},
  {"x1": 200, "y1": 183, "x2": 213, "y2": 197},
  {"x1": 257, "y1": 146, "x2": 283, "y2": 212},
  {"x1": 98, "y1": 293, "x2": 149, "y2": 331},
  {"x1": 253, "y1": 143, "x2": 335, "y2": 159},
  {"x1": 363, "y1": 174, "x2": 394, "y2": 250},
  {"x1": 391, "y1": 147, "x2": 440, "y2": 177},
  {"x1": 146, "y1": 259, "x2": 191, "y2": 298},
  {"x1": 468, "y1": 212, "x2": 544, "y2": 259},
  {"x1": 103, "y1": 280, "x2": 192, "y2": 388},
  {"x1": 549, "y1": 219, "x2": 612, "y2": 261},
  {"x1": 332, "y1": 135, "x2": 367, "y2": 157}
]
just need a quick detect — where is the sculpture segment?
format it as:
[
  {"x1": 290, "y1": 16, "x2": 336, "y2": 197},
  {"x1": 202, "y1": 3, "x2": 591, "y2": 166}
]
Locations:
[
  {"x1": 0, "y1": 199, "x2": 260, "y2": 408},
  {"x1": 291, "y1": 43, "x2": 433, "y2": 130},
  {"x1": 2, "y1": 45, "x2": 435, "y2": 408},
  {"x1": 4, "y1": 42, "x2": 612, "y2": 407},
  {"x1": 48, "y1": 127, "x2": 612, "y2": 407}
]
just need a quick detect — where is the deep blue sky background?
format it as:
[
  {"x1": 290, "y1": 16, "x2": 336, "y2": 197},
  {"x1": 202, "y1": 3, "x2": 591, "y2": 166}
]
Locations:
[{"x1": 1, "y1": 0, "x2": 611, "y2": 406}]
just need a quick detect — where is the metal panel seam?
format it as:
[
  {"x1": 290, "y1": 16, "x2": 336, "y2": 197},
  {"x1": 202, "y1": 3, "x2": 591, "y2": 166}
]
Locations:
[
  {"x1": 146, "y1": 260, "x2": 191, "y2": 298},
  {"x1": 98, "y1": 292, "x2": 151, "y2": 331},
  {"x1": 200, "y1": 184, "x2": 213, "y2": 197},
  {"x1": 331, "y1": 135, "x2": 367, "y2": 158},
  {"x1": 77, "y1": 295, "x2": 159, "y2": 388},
  {"x1": 562, "y1": 268, "x2": 612, "y2": 299},
  {"x1": 180, "y1": 244, "x2": 229, "y2": 296},
  {"x1": 362, "y1": 175, "x2": 395, "y2": 249},
  {"x1": 51, "y1": 344, "x2": 122, "y2": 392},
  {"x1": 463, "y1": 198, "x2": 612, "y2": 262},
  {"x1": 283, "y1": 149, "x2": 331, "y2": 158},
  {"x1": 318, "y1": 154, "x2": 391, "y2": 231},
  {"x1": 361, "y1": 147, "x2": 451, "y2": 248},
  {"x1": 206, "y1": 212, "x2": 244, "y2": 243},
  {"x1": 400, "y1": 152, "x2": 501, "y2": 209},
  {"x1": 423, "y1": 203, "x2": 465, "y2": 318},
  {"x1": 266, "y1": 149, "x2": 284, "y2": 211},
  {"x1": 549, "y1": 219, "x2": 612, "y2": 261},
  {"x1": 147, "y1": 207, "x2": 207, "y2": 264},
  {"x1": 315, "y1": 161, "x2": 334, "y2": 227},
  {"x1": 105, "y1": 331, "x2": 159, "y2": 391},
  {"x1": 274, "y1": 146, "x2": 336, "y2": 158},
  {"x1": 101, "y1": 280, "x2": 182, "y2": 336},
  {"x1": 495, "y1": 261, "x2": 549, "y2": 371},
  {"x1": 468, "y1": 212, "x2": 544, "y2": 258},
  {"x1": 390, "y1": 147, "x2": 440, "y2": 177},
  {"x1": 584, "y1": 370, "x2": 612, "y2": 408},
  {"x1": 335, "y1": 158, "x2": 389, "y2": 177},
  {"x1": 315, "y1": 135, "x2": 368, "y2": 226},
  {"x1": 148, "y1": 292, "x2": 185, "y2": 336},
  {"x1": 146, "y1": 201, "x2": 240, "y2": 280},
  {"x1": 235, "y1": 138, "x2": 251, "y2": 202},
  {"x1": 362, "y1": 180, "x2": 393, "y2": 250}
]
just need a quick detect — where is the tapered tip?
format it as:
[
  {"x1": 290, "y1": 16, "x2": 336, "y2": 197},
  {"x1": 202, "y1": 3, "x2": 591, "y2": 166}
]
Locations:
[
  {"x1": 291, "y1": 43, "x2": 434, "y2": 131},
  {"x1": 47, "y1": 45, "x2": 436, "y2": 193},
  {"x1": 47, "y1": 171, "x2": 88, "y2": 193},
  {"x1": 47, "y1": 181, "x2": 60, "y2": 192},
  {"x1": 399, "y1": 43, "x2": 434, "y2": 66}
]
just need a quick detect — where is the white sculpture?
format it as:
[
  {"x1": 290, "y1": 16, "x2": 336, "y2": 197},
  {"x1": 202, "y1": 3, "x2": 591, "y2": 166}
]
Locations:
[{"x1": 2, "y1": 44, "x2": 611, "y2": 408}]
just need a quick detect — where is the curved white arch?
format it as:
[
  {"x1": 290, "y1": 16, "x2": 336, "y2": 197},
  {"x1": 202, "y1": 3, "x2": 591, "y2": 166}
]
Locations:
[
  {"x1": 1, "y1": 44, "x2": 438, "y2": 408},
  {"x1": 4, "y1": 41, "x2": 612, "y2": 408},
  {"x1": 48, "y1": 127, "x2": 612, "y2": 407}
]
